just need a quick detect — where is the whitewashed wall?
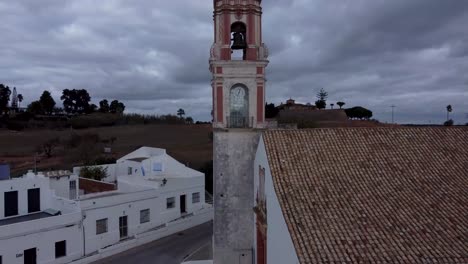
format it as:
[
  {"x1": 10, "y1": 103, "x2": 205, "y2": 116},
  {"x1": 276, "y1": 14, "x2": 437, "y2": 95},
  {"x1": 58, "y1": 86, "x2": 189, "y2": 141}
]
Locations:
[
  {"x1": 0, "y1": 176, "x2": 52, "y2": 219},
  {"x1": 0, "y1": 177, "x2": 83, "y2": 264},
  {"x1": 0, "y1": 217, "x2": 82, "y2": 264},
  {"x1": 80, "y1": 179, "x2": 207, "y2": 255},
  {"x1": 254, "y1": 136, "x2": 300, "y2": 264},
  {"x1": 49, "y1": 174, "x2": 79, "y2": 200}
]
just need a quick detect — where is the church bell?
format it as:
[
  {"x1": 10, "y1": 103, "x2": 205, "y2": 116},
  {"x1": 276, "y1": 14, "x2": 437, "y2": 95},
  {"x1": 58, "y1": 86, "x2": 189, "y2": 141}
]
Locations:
[{"x1": 231, "y1": 32, "x2": 247, "y2": 50}]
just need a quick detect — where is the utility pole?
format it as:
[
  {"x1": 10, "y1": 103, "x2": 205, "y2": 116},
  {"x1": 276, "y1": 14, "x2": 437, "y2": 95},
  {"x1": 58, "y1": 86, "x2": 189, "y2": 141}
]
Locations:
[{"x1": 390, "y1": 105, "x2": 396, "y2": 124}]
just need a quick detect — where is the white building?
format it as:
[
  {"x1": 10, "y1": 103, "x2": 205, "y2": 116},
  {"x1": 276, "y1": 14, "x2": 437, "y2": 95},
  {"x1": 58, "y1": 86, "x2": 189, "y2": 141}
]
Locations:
[
  {"x1": 0, "y1": 171, "x2": 82, "y2": 264},
  {"x1": 0, "y1": 147, "x2": 212, "y2": 264},
  {"x1": 77, "y1": 147, "x2": 209, "y2": 257}
]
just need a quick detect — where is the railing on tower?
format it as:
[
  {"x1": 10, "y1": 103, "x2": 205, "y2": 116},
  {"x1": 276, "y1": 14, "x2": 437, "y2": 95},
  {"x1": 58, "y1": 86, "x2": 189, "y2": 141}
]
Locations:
[{"x1": 226, "y1": 116, "x2": 254, "y2": 128}]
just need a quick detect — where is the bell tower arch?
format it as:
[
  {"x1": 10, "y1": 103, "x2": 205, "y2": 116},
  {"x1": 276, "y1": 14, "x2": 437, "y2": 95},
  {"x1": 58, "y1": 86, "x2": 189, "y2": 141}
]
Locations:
[
  {"x1": 210, "y1": 0, "x2": 269, "y2": 129},
  {"x1": 210, "y1": 1, "x2": 269, "y2": 264}
]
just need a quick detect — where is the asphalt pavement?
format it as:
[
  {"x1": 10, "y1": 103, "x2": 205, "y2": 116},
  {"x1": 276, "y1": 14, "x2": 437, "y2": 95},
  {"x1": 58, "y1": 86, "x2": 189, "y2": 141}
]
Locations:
[{"x1": 93, "y1": 221, "x2": 213, "y2": 264}]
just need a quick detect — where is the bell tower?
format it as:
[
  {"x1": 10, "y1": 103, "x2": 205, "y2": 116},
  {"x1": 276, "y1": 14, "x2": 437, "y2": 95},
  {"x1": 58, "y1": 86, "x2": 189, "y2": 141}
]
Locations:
[
  {"x1": 210, "y1": 1, "x2": 269, "y2": 264},
  {"x1": 210, "y1": 0, "x2": 269, "y2": 129}
]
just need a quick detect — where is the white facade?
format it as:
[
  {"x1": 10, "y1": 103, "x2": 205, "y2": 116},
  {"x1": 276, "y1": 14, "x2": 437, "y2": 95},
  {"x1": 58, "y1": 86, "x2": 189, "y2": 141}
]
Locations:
[
  {"x1": 253, "y1": 136, "x2": 299, "y2": 264},
  {"x1": 46, "y1": 171, "x2": 79, "y2": 200},
  {"x1": 77, "y1": 147, "x2": 208, "y2": 255},
  {"x1": 0, "y1": 147, "x2": 212, "y2": 264},
  {"x1": 0, "y1": 172, "x2": 82, "y2": 264}
]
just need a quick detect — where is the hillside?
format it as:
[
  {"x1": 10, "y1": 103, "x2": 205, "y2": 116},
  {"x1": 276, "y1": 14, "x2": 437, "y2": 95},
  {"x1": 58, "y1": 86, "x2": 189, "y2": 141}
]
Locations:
[{"x1": 0, "y1": 124, "x2": 213, "y2": 176}]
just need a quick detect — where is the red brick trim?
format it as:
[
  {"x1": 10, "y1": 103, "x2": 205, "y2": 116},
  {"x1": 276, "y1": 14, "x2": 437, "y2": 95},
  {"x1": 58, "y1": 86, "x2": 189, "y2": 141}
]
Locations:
[{"x1": 216, "y1": 86, "x2": 224, "y2": 123}]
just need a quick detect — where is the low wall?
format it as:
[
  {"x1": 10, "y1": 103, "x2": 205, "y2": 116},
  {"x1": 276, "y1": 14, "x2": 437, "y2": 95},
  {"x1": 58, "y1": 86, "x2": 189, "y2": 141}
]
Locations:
[
  {"x1": 79, "y1": 178, "x2": 116, "y2": 194},
  {"x1": 70, "y1": 207, "x2": 213, "y2": 264}
]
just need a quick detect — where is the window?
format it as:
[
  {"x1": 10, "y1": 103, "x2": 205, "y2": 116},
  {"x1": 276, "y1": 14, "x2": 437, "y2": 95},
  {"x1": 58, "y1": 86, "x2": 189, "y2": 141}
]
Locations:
[
  {"x1": 192, "y1": 192, "x2": 201, "y2": 203},
  {"x1": 55, "y1": 241, "x2": 66, "y2": 258},
  {"x1": 69, "y1": 180, "x2": 77, "y2": 200},
  {"x1": 229, "y1": 84, "x2": 249, "y2": 128},
  {"x1": 96, "y1": 218, "x2": 108, "y2": 235},
  {"x1": 127, "y1": 167, "x2": 133, "y2": 175},
  {"x1": 4, "y1": 191, "x2": 18, "y2": 217},
  {"x1": 166, "y1": 197, "x2": 175, "y2": 209},
  {"x1": 119, "y1": 216, "x2": 128, "y2": 239},
  {"x1": 153, "y1": 162, "x2": 163, "y2": 172},
  {"x1": 140, "y1": 209, "x2": 150, "y2": 224}
]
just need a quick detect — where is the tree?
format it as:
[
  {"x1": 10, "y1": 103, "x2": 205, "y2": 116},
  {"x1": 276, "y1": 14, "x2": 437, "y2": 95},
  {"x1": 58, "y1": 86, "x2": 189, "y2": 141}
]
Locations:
[
  {"x1": 27, "y1": 101, "x2": 44, "y2": 115},
  {"x1": 330, "y1": 103, "x2": 334, "y2": 109},
  {"x1": 345, "y1": 106, "x2": 373, "y2": 120},
  {"x1": 17, "y1": 94, "x2": 23, "y2": 108},
  {"x1": 265, "y1": 103, "x2": 279, "y2": 118},
  {"x1": 177, "y1": 108, "x2": 185, "y2": 118},
  {"x1": 315, "y1": 88, "x2": 328, "y2": 110},
  {"x1": 315, "y1": 100, "x2": 326, "y2": 110},
  {"x1": 317, "y1": 88, "x2": 328, "y2": 101},
  {"x1": 109, "y1": 100, "x2": 125, "y2": 114},
  {"x1": 61, "y1": 89, "x2": 91, "y2": 114},
  {"x1": 87, "y1": 104, "x2": 98, "y2": 114},
  {"x1": 337, "y1": 101, "x2": 345, "y2": 109},
  {"x1": 39, "y1": 91, "x2": 56, "y2": 115},
  {"x1": 0, "y1": 84, "x2": 11, "y2": 114},
  {"x1": 444, "y1": 119, "x2": 454, "y2": 126},
  {"x1": 39, "y1": 137, "x2": 60, "y2": 158},
  {"x1": 446, "y1": 105, "x2": 452, "y2": 121},
  {"x1": 185, "y1": 117, "x2": 194, "y2": 124},
  {"x1": 99, "y1": 99, "x2": 110, "y2": 113}
]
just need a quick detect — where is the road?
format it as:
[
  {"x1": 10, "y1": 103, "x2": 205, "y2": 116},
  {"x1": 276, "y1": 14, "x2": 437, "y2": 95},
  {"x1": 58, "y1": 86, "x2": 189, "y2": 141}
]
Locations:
[{"x1": 93, "y1": 221, "x2": 213, "y2": 264}]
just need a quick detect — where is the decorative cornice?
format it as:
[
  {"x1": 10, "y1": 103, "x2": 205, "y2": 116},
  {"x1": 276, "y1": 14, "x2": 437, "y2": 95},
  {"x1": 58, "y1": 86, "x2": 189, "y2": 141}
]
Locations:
[{"x1": 214, "y1": 3, "x2": 262, "y2": 16}]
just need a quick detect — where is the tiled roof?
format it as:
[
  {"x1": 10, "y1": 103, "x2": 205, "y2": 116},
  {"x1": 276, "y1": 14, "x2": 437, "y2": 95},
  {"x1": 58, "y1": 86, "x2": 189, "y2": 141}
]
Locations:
[{"x1": 263, "y1": 128, "x2": 468, "y2": 264}]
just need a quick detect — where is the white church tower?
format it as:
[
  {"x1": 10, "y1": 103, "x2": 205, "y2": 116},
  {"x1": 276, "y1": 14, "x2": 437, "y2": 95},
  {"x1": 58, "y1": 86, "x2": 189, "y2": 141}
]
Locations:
[{"x1": 210, "y1": 0, "x2": 269, "y2": 263}]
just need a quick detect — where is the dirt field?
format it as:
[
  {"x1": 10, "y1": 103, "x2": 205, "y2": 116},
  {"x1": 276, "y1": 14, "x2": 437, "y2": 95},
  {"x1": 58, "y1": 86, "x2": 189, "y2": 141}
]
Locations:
[{"x1": 0, "y1": 124, "x2": 213, "y2": 176}]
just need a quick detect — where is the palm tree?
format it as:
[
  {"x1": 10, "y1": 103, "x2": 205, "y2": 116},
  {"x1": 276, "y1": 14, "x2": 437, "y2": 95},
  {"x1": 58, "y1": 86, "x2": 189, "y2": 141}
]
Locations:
[
  {"x1": 446, "y1": 105, "x2": 452, "y2": 121},
  {"x1": 17, "y1": 94, "x2": 23, "y2": 108}
]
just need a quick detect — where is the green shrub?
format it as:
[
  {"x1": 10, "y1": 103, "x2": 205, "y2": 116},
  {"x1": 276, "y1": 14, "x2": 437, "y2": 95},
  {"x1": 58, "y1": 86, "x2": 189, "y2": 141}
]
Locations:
[{"x1": 80, "y1": 166, "x2": 108, "y2": 181}]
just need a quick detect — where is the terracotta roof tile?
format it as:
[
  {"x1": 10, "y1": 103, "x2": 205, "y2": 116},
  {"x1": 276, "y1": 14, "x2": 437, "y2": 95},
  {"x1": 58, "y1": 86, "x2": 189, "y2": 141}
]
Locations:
[{"x1": 263, "y1": 127, "x2": 468, "y2": 264}]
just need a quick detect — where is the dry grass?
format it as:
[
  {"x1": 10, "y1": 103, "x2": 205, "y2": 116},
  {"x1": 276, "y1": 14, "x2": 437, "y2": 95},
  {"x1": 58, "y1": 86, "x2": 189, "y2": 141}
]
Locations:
[{"x1": 0, "y1": 124, "x2": 212, "y2": 176}]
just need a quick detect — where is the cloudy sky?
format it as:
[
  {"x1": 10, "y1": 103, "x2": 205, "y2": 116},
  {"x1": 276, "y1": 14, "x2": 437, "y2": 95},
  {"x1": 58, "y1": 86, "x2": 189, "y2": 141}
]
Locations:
[{"x1": 1, "y1": 0, "x2": 467, "y2": 124}]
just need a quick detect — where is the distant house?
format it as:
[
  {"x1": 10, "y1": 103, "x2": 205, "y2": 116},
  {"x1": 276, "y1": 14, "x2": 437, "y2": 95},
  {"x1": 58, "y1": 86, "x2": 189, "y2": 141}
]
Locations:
[
  {"x1": 0, "y1": 147, "x2": 212, "y2": 264},
  {"x1": 278, "y1": 99, "x2": 317, "y2": 112},
  {"x1": 254, "y1": 128, "x2": 468, "y2": 264}
]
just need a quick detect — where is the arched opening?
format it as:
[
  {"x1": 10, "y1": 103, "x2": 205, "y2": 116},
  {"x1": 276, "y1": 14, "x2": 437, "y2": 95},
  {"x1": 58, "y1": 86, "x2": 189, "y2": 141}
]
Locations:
[
  {"x1": 229, "y1": 84, "x2": 249, "y2": 128},
  {"x1": 231, "y1": 22, "x2": 247, "y2": 60}
]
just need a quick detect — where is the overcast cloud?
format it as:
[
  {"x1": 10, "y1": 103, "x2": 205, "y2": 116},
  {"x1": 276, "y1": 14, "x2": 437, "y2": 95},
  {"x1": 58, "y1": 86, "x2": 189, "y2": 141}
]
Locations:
[{"x1": 1, "y1": 0, "x2": 467, "y2": 124}]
